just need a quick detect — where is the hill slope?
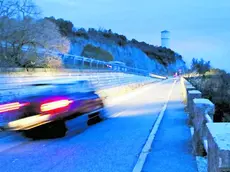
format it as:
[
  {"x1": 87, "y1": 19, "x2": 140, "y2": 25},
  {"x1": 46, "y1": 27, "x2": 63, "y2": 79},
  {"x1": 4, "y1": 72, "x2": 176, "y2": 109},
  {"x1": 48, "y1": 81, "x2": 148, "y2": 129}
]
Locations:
[{"x1": 46, "y1": 17, "x2": 186, "y2": 74}]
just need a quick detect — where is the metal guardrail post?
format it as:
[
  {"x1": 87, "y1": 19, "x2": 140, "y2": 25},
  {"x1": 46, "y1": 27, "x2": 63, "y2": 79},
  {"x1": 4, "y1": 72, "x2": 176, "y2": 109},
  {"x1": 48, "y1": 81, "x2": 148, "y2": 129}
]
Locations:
[
  {"x1": 96, "y1": 61, "x2": 99, "y2": 69},
  {"x1": 90, "y1": 59, "x2": 93, "y2": 68},
  {"x1": 82, "y1": 58, "x2": 84, "y2": 69}
]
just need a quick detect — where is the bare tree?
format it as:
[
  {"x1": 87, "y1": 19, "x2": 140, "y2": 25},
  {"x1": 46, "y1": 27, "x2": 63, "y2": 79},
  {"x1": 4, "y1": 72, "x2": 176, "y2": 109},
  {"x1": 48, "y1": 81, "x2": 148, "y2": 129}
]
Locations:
[
  {"x1": 0, "y1": 0, "x2": 40, "y2": 18},
  {"x1": 11, "y1": 18, "x2": 70, "y2": 68},
  {"x1": 0, "y1": 0, "x2": 70, "y2": 68}
]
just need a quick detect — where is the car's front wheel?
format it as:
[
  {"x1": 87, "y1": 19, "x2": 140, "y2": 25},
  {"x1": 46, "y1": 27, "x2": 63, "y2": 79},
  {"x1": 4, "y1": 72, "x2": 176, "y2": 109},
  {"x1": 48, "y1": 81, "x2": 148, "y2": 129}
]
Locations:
[{"x1": 87, "y1": 108, "x2": 108, "y2": 126}]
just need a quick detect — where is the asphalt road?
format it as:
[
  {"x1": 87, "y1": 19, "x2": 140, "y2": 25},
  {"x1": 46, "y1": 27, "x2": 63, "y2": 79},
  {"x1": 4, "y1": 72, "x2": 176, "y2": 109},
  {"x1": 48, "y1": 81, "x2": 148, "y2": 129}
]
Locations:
[
  {"x1": 142, "y1": 79, "x2": 198, "y2": 172},
  {"x1": 0, "y1": 79, "x2": 174, "y2": 172}
]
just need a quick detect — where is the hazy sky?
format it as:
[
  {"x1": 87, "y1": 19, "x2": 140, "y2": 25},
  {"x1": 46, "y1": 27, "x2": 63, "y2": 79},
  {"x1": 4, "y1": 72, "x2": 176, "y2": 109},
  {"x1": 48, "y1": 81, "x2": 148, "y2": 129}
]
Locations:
[{"x1": 35, "y1": 0, "x2": 230, "y2": 71}]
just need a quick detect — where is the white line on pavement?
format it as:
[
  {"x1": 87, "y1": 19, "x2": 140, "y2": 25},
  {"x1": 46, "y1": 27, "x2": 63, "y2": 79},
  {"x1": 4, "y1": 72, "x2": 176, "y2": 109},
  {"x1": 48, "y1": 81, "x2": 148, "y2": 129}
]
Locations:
[{"x1": 132, "y1": 80, "x2": 177, "y2": 172}]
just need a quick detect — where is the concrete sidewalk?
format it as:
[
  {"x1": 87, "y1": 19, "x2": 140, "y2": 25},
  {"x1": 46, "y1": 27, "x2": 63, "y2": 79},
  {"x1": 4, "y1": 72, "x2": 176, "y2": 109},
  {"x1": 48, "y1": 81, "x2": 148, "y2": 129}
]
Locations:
[{"x1": 142, "y1": 80, "x2": 198, "y2": 172}]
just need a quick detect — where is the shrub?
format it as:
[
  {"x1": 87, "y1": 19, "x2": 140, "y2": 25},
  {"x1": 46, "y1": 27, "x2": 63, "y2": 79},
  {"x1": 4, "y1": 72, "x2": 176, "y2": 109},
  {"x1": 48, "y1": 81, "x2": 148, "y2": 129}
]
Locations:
[
  {"x1": 187, "y1": 71, "x2": 230, "y2": 122},
  {"x1": 191, "y1": 58, "x2": 211, "y2": 74},
  {"x1": 81, "y1": 44, "x2": 114, "y2": 62}
]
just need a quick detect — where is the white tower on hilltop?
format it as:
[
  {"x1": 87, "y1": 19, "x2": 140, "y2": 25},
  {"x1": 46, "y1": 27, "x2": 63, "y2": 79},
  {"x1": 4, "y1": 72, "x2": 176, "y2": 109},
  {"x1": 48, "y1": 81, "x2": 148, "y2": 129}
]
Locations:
[{"x1": 161, "y1": 30, "x2": 170, "y2": 48}]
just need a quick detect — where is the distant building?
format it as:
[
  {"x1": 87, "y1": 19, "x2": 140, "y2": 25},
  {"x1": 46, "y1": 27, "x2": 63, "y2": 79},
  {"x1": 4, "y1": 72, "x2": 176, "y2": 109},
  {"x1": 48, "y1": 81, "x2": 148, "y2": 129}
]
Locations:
[{"x1": 161, "y1": 30, "x2": 170, "y2": 48}]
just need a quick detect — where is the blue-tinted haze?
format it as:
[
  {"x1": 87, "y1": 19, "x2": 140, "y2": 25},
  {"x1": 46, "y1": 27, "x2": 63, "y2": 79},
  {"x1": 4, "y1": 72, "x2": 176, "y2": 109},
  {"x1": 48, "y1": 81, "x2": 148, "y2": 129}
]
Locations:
[{"x1": 35, "y1": 0, "x2": 230, "y2": 72}]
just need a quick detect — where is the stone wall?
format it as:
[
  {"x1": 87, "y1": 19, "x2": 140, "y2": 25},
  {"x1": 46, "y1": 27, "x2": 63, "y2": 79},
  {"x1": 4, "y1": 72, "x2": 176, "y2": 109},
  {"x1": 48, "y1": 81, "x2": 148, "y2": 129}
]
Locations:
[{"x1": 180, "y1": 77, "x2": 230, "y2": 172}]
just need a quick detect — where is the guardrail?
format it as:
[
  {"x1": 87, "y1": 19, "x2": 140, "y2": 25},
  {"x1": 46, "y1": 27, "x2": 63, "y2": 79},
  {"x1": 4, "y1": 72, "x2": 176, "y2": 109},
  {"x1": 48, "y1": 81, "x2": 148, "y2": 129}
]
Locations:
[
  {"x1": 3, "y1": 47, "x2": 152, "y2": 76},
  {"x1": 181, "y1": 77, "x2": 230, "y2": 172},
  {"x1": 0, "y1": 70, "x2": 156, "y2": 89},
  {"x1": 51, "y1": 52, "x2": 151, "y2": 76},
  {"x1": 0, "y1": 71, "x2": 161, "y2": 103},
  {"x1": 1, "y1": 41, "x2": 168, "y2": 77},
  {"x1": 0, "y1": 49, "x2": 167, "y2": 103}
]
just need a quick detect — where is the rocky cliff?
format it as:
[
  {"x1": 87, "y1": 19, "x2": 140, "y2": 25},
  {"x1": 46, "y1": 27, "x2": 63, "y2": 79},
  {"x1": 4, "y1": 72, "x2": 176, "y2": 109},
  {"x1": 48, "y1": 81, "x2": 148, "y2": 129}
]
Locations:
[{"x1": 69, "y1": 38, "x2": 186, "y2": 75}]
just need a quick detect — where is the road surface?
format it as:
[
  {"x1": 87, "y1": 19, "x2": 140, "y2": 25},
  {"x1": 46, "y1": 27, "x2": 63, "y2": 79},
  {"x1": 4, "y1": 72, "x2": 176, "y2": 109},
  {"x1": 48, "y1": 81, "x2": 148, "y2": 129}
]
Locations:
[{"x1": 0, "y1": 79, "x2": 183, "y2": 172}]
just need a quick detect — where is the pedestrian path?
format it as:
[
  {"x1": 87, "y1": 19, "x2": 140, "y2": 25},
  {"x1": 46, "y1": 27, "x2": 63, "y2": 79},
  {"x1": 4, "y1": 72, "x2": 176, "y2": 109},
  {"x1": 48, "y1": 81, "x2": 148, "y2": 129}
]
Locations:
[{"x1": 142, "y1": 81, "x2": 198, "y2": 172}]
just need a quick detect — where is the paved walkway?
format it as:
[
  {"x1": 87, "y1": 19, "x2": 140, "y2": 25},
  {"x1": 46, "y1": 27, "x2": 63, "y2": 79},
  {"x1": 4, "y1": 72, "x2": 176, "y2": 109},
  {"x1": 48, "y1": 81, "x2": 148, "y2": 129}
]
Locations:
[{"x1": 143, "y1": 80, "x2": 198, "y2": 172}]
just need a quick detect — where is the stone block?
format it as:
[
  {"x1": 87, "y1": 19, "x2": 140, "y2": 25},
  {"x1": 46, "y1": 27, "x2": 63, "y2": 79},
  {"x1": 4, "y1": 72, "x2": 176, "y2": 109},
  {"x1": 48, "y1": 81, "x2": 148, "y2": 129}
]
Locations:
[
  {"x1": 187, "y1": 90, "x2": 202, "y2": 126},
  {"x1": 192, "y1": 98, "x2": 215, "y2": 156},
  {"x1": 207, "y1": 123, "x2": 230, "y2": 172},
  {"x1": 180, "y1": 77, "x2": 195, "y2": 105},
  {"x1": 193, "y1": 99, "x2": 215, "y2": 120},
  {"x1": 185, "y1": 85, "x2": 196, "y2": 105}
]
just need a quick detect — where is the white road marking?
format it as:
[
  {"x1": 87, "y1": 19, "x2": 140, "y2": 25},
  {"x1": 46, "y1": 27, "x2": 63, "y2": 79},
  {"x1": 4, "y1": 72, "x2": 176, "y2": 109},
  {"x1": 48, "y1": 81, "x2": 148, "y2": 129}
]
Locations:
[{"x1": 132, "y1": 80, "x2": 177, "y2": 172}]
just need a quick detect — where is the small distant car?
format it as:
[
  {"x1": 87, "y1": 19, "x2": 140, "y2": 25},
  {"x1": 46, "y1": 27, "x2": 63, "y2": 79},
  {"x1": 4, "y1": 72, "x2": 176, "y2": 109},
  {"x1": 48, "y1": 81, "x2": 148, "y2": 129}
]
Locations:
[{"x1": 0, "y1": 80, "x2": 105, "y2": 138}]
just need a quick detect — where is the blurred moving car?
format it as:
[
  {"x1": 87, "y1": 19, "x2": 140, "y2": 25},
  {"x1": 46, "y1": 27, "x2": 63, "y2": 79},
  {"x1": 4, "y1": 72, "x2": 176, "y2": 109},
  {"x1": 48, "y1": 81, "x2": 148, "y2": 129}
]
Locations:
[{"x1": 0, "y1": 80, "x2": 105, "y2": 138}]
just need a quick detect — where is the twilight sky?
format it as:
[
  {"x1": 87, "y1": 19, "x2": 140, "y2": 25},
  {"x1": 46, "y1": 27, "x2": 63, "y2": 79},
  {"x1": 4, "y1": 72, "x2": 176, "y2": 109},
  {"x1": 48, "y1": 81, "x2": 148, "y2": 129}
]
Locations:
[{"x1": 35, "y1": 0, "x2": 230, "y2": 71}]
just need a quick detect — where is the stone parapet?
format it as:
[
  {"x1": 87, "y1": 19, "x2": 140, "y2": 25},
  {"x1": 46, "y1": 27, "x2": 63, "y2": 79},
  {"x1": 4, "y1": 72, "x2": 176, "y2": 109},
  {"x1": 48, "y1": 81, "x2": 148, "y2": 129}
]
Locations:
[
  {"x1": 207, "y1": 123, "x2": 230, "y2": 172},
  {"x1": 180, "y1": 77, "x2": 196, "y2": 104},
  {"x1": 192, "y1": 98, "x2": 214, "y2": 156},
  {"x1": 187, "y1": 90, "x2": 202, "y2": 125}
]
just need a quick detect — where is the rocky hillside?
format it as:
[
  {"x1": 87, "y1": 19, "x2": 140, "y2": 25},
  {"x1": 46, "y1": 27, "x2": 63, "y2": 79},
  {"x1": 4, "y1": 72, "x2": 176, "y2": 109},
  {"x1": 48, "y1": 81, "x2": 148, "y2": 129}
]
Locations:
[{"x1": 46, "y1": 17, "x2": 186, "y2": 74}]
